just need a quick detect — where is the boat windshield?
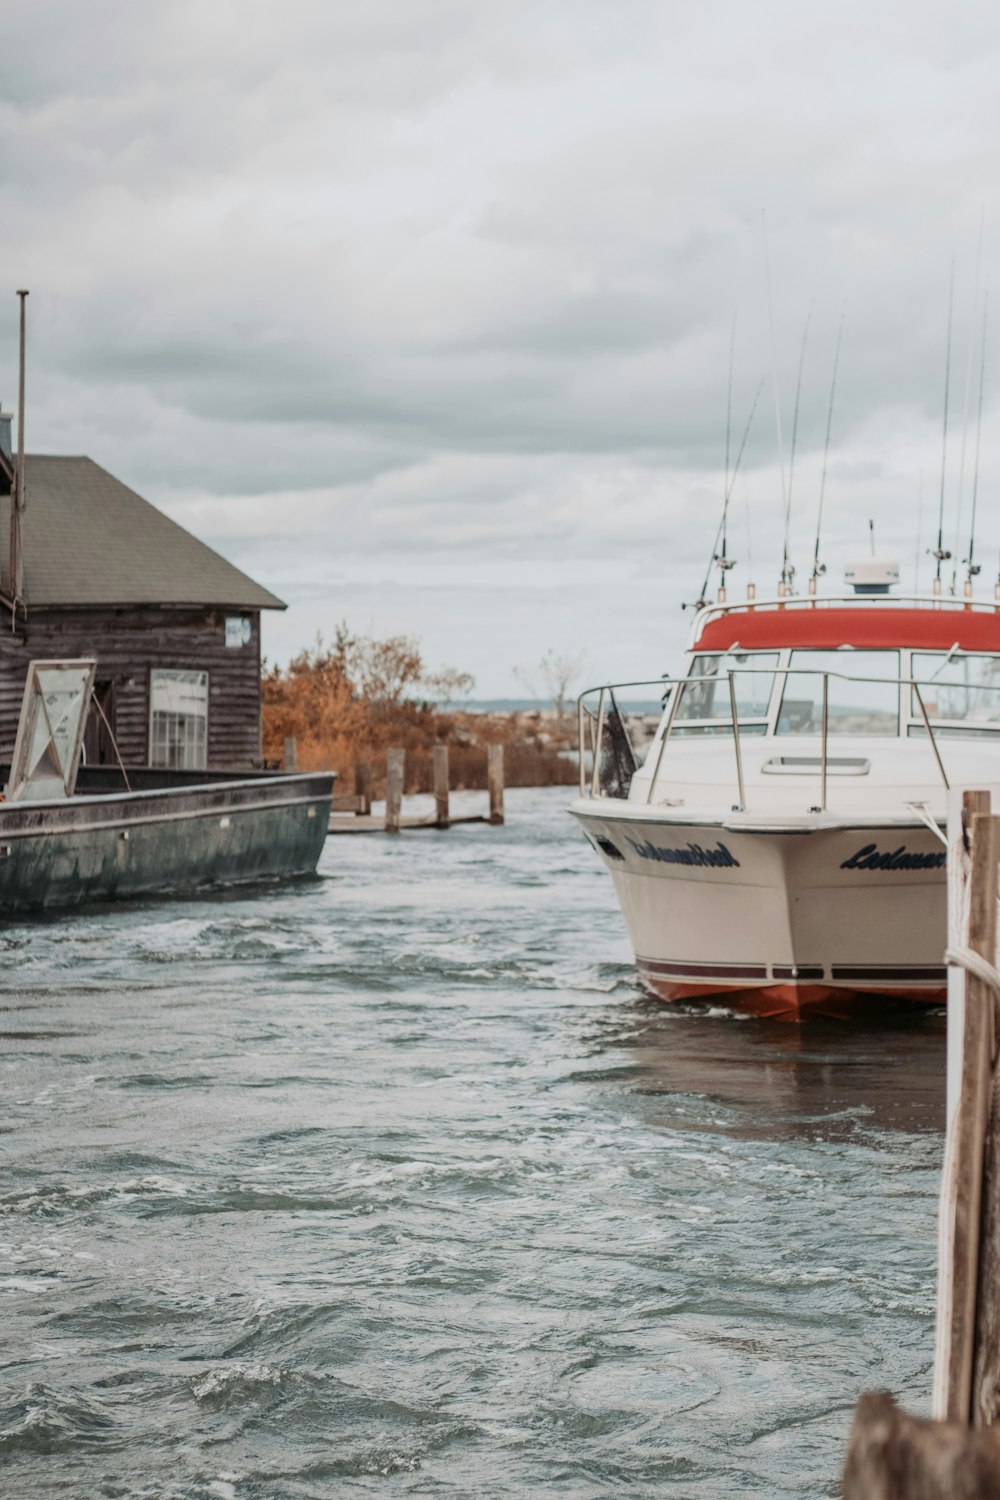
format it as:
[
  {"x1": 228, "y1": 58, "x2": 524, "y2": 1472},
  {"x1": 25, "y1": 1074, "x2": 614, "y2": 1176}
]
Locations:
[
  {"x1": 911, "y1": 652, "x2": 1000, "y2": 735},
  {"x1": 777, "y1": 650, "x2": 900, "y2": 736},
  {"x1": 673, "y1": 652, "x2": 778, "y2": 736}
]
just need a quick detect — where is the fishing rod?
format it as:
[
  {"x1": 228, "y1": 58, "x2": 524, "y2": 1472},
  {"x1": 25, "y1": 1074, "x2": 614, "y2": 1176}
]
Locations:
[
  {"x1": 965, "y1": 283, "x2": 989, "y2": 594},
  {"x1": 761, "y1": 213, "x2": 789, "y2": 593},
  {"x1": 810, "y1": 309, "x2": 844, "y2": 593},
  {"x1": 717, "y1": 315, "x2": 738, "y2": 596},
  {"x1": 781, "y1": 302, "x2": 813, "y2": 594},
  {"x1": 952, "y1": 209, "x2": 986, "y2": 595},
  {"x1": 686, "y1": 377, "x2": 765, "y2": 611},
  {"x1": 931, "y1": 259, "x2": 955, "y2": 595}
]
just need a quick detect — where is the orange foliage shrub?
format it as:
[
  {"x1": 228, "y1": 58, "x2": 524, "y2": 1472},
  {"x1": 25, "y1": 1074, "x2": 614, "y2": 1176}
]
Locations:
[{"x1": 262, "y1": 629, "x2": 578, "y2": 790}]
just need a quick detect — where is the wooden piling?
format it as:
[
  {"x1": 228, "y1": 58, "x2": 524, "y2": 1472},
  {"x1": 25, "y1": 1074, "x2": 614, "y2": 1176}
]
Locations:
[
  {"x1": 488, "y1": 743, "x2": 504, "y2": 825},
  {"x1": 284, "y1": 736, "x2": 299, "y2": 773},
  {"x1": 844, "y1": 1391, "x2": 1000, "y2": 1500},
  {"x1": 354, "y1": 761, "x2": 372, "y2": 816},
  {"x1": 385, "y1": 748, "x2": 404, "y2": 834},
  {"x1": 973, "y1": 808, "x2": 1000, "y2": 1426},
  {"x1": 937, "y1": 794, "x2": 998, "y2": 1422},
  {"x1": 433, "y1": 744, "x2": 450, "y2": 828},
  {"x1": 843, "y1": 789, "x2": 1000, "y2": 1497}
]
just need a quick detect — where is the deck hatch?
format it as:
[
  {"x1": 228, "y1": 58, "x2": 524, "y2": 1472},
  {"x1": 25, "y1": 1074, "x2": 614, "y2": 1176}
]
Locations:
[{"x1": 762, "y1": 756, "x2": 871, "y2": 775}]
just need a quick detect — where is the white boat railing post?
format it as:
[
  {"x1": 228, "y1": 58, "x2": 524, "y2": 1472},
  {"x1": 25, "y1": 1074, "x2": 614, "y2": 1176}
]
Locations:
[
  {"x1": 913, "y1": 681, "x2": 951, "y2": 791},
  {"x1": 645, "y1": 680, "x2": 683, "y2": 806},
  {"x1": 727, "y1": 672, "x2": 746, "y2": 811},
  {"x1": 577, "y1": 697, "x2": 587, "y2": 797},
  {"x1": 590, "y1": 688, "x2": 607, "y2": 798}
]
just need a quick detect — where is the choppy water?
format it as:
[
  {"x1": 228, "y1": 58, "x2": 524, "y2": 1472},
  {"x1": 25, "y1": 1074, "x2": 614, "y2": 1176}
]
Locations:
[{"x1": 1, "y1": 787, "x2": 945, "y2": 1498}]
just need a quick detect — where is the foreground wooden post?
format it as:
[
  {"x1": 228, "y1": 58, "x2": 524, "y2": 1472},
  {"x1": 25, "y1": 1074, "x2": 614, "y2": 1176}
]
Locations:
[
  {"x1": 974, "y1": 808, "x2": 1000, "y2": 1425},
  {"x1": 354, "y1": 761, "x2": 372, "y2": 816},
  {"x1": 488, "y1": 743, "x2": 504, "y2": 825},
  {"x1": 935, "y1": 794, "x2": 998, "y2": 1422},
  {"x1": 284, "y1": 736, "x2": 299, "y2": 772},
  {"x1": 385, "y1": 748, "x2": 405, "y2": 834},
  {"x1": 433, "y1": 744, "x2": 450, "y2": 828},
  {"x1": 844, "y1": 1391, "x2": 1000, "y2": 1499},
  {"x1": 844, "y1": 792, "x2": 1000, "y2": 1497}
]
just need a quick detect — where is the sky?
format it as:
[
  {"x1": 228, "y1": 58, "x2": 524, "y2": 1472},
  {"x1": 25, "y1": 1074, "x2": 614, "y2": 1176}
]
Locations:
[{"x1": 3, "y1": 0, "x2": 1000, "y2": 696}]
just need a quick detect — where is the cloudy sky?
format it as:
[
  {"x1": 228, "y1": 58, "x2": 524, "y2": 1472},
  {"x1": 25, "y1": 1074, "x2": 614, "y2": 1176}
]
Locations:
[{"x1": 3, "y1": 0, "x2": 999, "y2": 695}]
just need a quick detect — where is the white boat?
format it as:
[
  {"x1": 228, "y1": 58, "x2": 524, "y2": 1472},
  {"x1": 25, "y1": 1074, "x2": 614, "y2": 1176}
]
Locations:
[{"x1": 570, "y1": 567, "x2": 1000, "y2": 1020}]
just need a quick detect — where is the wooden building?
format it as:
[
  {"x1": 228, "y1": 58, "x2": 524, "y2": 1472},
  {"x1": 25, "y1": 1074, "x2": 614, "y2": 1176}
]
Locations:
[{"x1": 0, "y1": 434, "x2": 284, "y2": 771}]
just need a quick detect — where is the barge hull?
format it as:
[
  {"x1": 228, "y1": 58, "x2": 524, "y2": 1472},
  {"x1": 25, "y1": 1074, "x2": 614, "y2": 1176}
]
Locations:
[{"x1": 0, "y1": 772, "x2": 333, "y2": 914}]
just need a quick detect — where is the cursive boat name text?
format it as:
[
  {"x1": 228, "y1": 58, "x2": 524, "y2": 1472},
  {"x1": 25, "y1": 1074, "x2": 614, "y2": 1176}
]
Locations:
[
  {"x1": 840, "y1": 843, "x2": 946, "y2": 872},
  {"x1": 626, "y1": 837, "x2": 741, "y2": 868}
]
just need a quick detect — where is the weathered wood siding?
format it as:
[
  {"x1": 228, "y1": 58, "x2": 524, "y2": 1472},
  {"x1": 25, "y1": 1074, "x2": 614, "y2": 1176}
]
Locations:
[{"x1": 0, "y1": 606, "x2": 263, "y2": 768}]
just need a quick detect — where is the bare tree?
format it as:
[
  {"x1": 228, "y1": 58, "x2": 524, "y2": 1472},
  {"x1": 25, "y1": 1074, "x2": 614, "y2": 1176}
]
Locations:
[
  {"x1": 513, "y1": 648, "x2": 587, "y2": 722},
  {"x1": 425, "y1": 666, "x2": 476, "y2": 708}
]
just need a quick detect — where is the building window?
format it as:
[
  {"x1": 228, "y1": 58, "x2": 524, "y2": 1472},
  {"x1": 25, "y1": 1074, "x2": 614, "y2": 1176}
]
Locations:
[{"x1": 149, "y1": 669, "x2": 208, "y2": 769}]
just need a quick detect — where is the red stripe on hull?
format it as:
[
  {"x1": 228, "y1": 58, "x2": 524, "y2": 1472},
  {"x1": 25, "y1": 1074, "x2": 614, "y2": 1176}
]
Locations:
[{"x1": 638, "y1": 973, "x2": 946, "y2": 1023}]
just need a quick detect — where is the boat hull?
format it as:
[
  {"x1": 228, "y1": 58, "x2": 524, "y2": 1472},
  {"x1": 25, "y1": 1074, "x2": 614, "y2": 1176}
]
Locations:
[
  {"x1": 0, "y1": 771, "x2": 334, "y2": 915},
  {"x1": 571, "y1": 803, "x2": 947, "y2": 1021}
]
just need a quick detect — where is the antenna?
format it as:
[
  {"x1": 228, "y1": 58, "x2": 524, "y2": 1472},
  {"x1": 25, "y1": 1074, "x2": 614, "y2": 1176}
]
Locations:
[
  {"x1": 10, "y1": 289, "x2": 28, "y2": 610},
  {"x1": 811, "y1": 308, "x2": 843, "y2": 593},
  {"x1": 952, "y1": 209, "x2": 986, "y2": 595},
  {"x1": 781, "y1": 302, "x2": 813, "y2": 593},
  {"x1": 761, "y1": 212, "x2": 789, "y2": 592},
  {"x1": 931, "y1": 259, "x2": 955, "y2": 596},
  {"x1": 966, "y1": 282, "x2": 989, "y2": 592}
]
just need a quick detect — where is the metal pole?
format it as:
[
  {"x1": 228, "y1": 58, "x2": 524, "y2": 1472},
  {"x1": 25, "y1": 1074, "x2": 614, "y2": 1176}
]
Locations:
[
  {"x1": 728, "y1": 672, "x2": 746, "y2": 811},
  {"x1": 645, "y1": 681, "x2": 684, "y2": 806},
  {"x1": 819, "y1": 673, "x2": 829, "y2": 812},
  {"x1": 578, "y1": 696, "x2": 586, "y2": 797},
  {"x1": 913, "y1": 682, "x2": 951, "y2": 790},
  {"x1": 12, "y1": 289, "x2": 28, "y2": 603},
  {"x1": 590, "y1": 688, "x2": 607, "y2": 798}
]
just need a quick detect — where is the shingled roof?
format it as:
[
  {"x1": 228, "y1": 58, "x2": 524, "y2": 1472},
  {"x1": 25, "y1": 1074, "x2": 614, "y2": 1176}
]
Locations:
[{"x1": 1, "y1": 456, "x2": 284, "y2": 610}]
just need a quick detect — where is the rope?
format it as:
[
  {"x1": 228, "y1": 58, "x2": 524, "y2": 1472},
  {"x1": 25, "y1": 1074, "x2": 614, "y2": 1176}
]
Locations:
[{"x1": 944, "y1": 944, "x2": 1000, "y2": 998}]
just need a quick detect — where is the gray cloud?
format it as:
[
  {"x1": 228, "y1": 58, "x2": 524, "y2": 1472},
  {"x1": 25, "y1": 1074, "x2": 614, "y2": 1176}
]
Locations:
[{"x1": 2, "y1": 0, "x2": 1000, "y2": 689}]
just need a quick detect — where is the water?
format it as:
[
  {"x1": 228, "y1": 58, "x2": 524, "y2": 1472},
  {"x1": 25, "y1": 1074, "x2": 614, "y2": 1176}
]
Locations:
[{"x1": 0, "y1": 787, "x2": 945, "y2": 1497}]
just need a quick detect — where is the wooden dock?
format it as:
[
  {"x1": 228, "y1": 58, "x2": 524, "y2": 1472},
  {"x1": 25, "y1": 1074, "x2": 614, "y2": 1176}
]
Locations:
[{"x1": 325, "y1": 743, "x2": 504, "y2": 835}]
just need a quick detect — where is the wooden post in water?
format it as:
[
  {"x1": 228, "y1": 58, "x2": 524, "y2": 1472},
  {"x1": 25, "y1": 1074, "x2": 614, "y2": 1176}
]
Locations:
[
  {"x1": 843, "y1": 790, "x2": 1000, "y2": 1497},
  {"x1": 385, "y1": 748, "x2": 405, "y2": 834},
  {"x1": 354, "y1": 761, "x2": 372, "y2": 816},
  {"x1": 488, "y1": 743, "x2": 504, "y2": 825},
  {"x1": 972, "y1": 806, "x2": 1000, "y2": 1425},
  {"x1": 433, "y1": 744, "x2": 450, "y2": 828},
  {"x1": 284, "y1": 736, "x2": 299, "y2": 772},
  {"x1": 936, "y1": 793, "x2": 998, "y2": 1422}
]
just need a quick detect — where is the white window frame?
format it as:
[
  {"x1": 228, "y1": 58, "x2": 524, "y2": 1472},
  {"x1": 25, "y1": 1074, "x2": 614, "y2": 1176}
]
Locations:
[{"x1": 149, "y1": 668, "x2": 209, "y2": 770}]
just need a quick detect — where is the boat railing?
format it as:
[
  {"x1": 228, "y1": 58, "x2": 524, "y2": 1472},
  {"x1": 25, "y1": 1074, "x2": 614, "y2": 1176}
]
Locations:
[{"x1": 578, "y1": 668, "x2": 1000, "y2": 811}]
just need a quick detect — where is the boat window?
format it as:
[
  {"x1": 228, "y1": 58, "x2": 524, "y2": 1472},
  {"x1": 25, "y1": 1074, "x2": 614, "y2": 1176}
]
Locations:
[
  {"x1": 776, "y1": 651, "x2": 899, "y2": 736},
  {"x1": 911, "y1": 653, "x2": 1000, "y2": 729},
  {"x1": 149, "y1": 669, "x2": 209, "y2": 769},
  {"x1": 672, "y1": 652, "x2": 778, "y2": 736}
]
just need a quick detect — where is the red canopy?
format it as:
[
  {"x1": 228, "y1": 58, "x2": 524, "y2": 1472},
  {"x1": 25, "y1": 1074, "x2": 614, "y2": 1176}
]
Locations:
[{"x1": 693, "y1": 606, "x2": 1000, "y2": 654}]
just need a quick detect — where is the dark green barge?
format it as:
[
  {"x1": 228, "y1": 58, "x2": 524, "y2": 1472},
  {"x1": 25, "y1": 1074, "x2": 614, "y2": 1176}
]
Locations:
[{"x1": 0, "y1": 765, "x2": 334, "y2": 914}]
